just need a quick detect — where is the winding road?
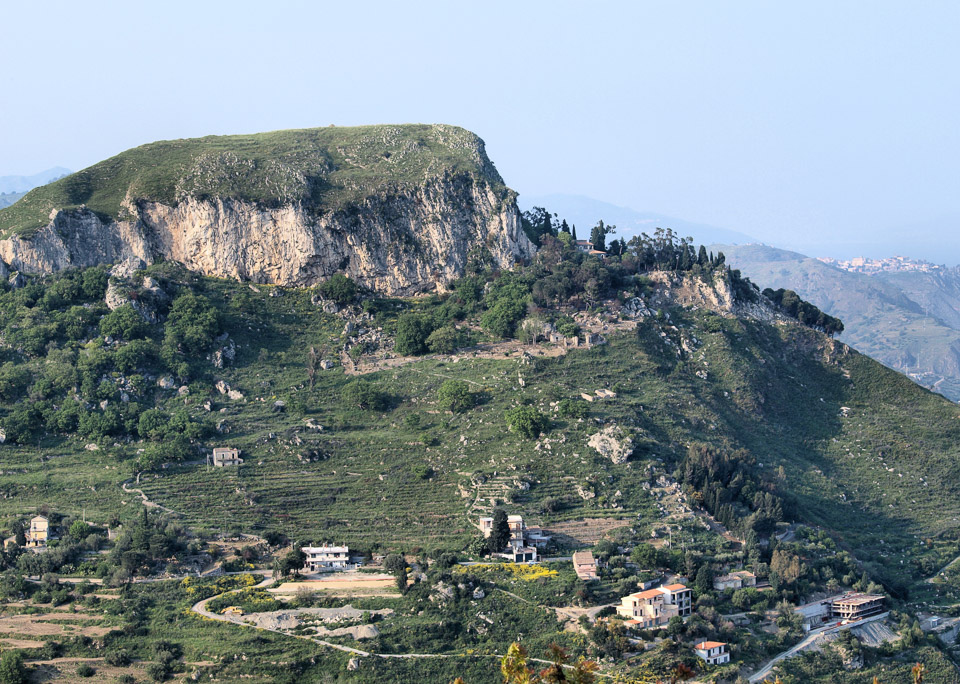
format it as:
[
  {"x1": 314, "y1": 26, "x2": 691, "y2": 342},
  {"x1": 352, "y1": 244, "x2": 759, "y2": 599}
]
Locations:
[
  {"x1": 189, "y1": 576, "x2": 615, "y2": 674},
  {"x1": 748, "y1": 612, "x2": 889, "y2": 683}
]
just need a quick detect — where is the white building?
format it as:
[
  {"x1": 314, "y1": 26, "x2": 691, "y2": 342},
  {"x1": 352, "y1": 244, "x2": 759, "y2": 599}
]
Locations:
[
  {"x1": 479, "y1": 514, "x2": 545, "y2": 562},
  {"x1": 302, "y1": 545, "x2": 351, "y2": 572},
  {"x1": 694, "y1": 641, "x2": 730, "y2": 666}
]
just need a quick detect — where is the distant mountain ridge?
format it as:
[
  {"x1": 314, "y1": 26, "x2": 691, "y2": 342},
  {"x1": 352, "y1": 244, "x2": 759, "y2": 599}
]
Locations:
[
  {"x1": 0, "y1": 166, "x2": 71, "y2": 194},
  {"x1": 719, "y1": 243, "x2": 960, "y2": 401}
]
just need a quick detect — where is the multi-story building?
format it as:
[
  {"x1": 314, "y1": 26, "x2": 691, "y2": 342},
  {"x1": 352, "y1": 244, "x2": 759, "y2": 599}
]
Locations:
[
  {"x1": 694, "y1": 641, "x2": 730, "y2": 666},
  {"x1": 617, "y1": 583, "x2": 692, "y2": 627},
  {"x1": 26, "y1": 515, "x2": 51, "y2": 549},
  {"x1": 479, "y1": 514, "x2": 546, "y2": 563},
  {"x1": 831, "y1": 593, "x2": 885, "y2": 621},
  {"x1": 302, "y1": 545, "x2": 351, "y2": 572}
]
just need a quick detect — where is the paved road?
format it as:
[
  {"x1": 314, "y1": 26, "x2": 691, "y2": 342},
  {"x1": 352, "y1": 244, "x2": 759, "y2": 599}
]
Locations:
[
  {"x1": 928, "y1": 554, "x2": 960, "y2": 583},
  {"x1": 748, "y1": 612, "x2": 889, "y2": 683}
]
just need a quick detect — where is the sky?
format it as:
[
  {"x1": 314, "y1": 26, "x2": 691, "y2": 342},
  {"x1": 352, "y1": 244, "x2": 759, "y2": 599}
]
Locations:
[{"x1": 2, "y1": 1, "x2": 958, "y2": 263}]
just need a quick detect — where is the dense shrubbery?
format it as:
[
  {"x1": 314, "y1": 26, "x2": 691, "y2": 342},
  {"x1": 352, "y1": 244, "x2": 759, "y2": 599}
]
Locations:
[
  {"x1": 678, "y1": 444, "x2": 789, "y2": 540},
  {"x1": 317, "y1": 273, "x2": 358, "y2": 306},
  {"x1": 504, "y1": 405, "x2": 548, "y2": 439},
  {"x1": 763, "y1": 287, "x2": 844, "y2": 335}
]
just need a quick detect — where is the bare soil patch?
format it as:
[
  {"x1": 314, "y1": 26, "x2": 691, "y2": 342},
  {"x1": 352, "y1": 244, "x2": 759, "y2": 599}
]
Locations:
[
  {"x1": 0, "y1": 611, "x2": 111, "y2": 638},
  {"x1": 545, "y1": 518, "x2": 633, "y2": 545}
]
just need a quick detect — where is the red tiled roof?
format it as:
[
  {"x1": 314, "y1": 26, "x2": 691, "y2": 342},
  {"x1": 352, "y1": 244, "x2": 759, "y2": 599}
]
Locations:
[
  {"x1": 695, "y1": 641, "x2": 727, "y2": 650},
  {"x1": 630, "y1": 588, "x2": 664, "y2": 600},
  {"x1": 662, "y1": 583, "x2": 689, "y2": 591}
]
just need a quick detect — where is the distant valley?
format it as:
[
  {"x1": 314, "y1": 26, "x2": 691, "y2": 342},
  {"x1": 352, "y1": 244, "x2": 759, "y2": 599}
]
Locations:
[{"x1": 718, "y1": 244, "x2": 960, "y2": 402}]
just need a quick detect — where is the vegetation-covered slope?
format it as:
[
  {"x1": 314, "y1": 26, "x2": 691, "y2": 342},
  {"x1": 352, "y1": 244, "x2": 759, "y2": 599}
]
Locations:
[
  {"x1": 720, "y1": 243, "x2": 960, "y2": 401},
  {"x1": 0, "y1": 124, "x2": 506, "y2": 237},
  {"x1": 0, "y1": 236, "x2": 958, "y2": 599}
]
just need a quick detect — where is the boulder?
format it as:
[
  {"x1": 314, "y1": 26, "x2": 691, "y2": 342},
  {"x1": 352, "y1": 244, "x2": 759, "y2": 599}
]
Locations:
[
  {"x1": 109, "y1": 257, "x2": 146, "y2": 278},
  {"x1": 587, "y1": 424, "x2": 635, "y2": 464},
  {"x1": 227, "y1": 389, "x2": 244, "y2": 401},
  {"x1": 157, "y1": 376, "x2": 176, "y2": 390}
]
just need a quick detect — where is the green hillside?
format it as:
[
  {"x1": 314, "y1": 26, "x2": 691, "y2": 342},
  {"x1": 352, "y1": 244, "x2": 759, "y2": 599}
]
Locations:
[
  {"x1": 720, "y1": 243, "x2": 960, "y2": 401},
  {"x1": 0, "y1": 233, "x2": 958, "y2": 681},
  {"x1": 0, "y1": 124, "x2": 505, "y2": 238}
]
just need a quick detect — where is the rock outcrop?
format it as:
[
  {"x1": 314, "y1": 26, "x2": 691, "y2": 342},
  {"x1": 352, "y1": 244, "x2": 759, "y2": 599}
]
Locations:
[{"x1": 0, "y1": 125, "x2": 534, "y2": 296}]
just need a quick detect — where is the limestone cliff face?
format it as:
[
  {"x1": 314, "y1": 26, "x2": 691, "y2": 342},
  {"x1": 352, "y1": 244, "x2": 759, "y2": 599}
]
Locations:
[
  {"x1": 0, "y1": 173, "x2": 532, "y2": 296},
  {"x1": 0, "y1": 124, "x2": 535, "y2": 295}
]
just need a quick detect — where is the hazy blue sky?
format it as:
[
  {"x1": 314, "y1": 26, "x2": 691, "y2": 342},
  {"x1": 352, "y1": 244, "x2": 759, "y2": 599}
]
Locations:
[{"x1": 2, "y1": 2, "x2": 958, "y2": 262}]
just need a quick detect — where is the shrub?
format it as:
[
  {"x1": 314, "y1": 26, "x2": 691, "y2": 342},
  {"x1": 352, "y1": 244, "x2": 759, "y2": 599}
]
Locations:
[
  {"x1": 0, "y1": 650, "x2": 27, "y2": 684},
  {"x1": 437, "y1": 380, "x2": 474, "y2": 413},
  {"x1": 317, "y1": 274, "x2": 358, "y2": 306},
  {"x1": 505, "y1": 405, "x2": 548, "y2": 439},
  {"x1": 99, "y1": 304, "x2": 149, "y2": 340},
  {"x1": 341, "y1": 380, "x2": 388, "y2": 411},
  {"x1": 104, "y1": 649, "x2": 131, "y2": 666},
  {"x1": 557, "y1": 398, "x2": 587, "y2": 420},
  {"x1": 76, "y1": 663, "x2": 95, "y2": 678}
]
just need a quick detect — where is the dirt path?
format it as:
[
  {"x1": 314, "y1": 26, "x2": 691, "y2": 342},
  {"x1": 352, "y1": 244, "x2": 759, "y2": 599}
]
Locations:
[
  {"x1": 121, "y1": 478, "x2": 177, "y2": 514},
  {"x1": 191, "y1": 575, "x2": 616, "y2": 675},
  {"x1": 928, "y1": 553, "x2": 960, "y2": 583}
]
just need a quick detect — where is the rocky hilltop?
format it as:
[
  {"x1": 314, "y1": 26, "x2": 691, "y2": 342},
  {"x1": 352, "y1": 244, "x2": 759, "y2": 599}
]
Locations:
[{"x1": 0, "y1": 125, "x2": 533, "y2": 295}]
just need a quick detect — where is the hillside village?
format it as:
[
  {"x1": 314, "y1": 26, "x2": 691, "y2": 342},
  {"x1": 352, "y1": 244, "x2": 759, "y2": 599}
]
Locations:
[{"x1": 0, "y1": 159, "x2": 957, "y2": 681}]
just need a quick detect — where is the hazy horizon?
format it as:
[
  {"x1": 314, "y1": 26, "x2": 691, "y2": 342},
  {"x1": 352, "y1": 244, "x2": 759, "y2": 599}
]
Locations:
[{"x1": 2, "y1": 1, "x2": 957, "y2": 264}]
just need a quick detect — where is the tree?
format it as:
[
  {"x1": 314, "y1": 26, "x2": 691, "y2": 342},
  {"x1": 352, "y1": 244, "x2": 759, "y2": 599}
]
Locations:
[
  {"x1": 0, "y1": 650, "x2": 26, "y2": 684},
  {"x1": 306, "y1": 346, "x2": 319, "y2": 390},
  {"x1": 69, "y1": 520, "x2": 90, "y2": 541},
  {"x1": 695, "y1": 565, "x2": 713, "y2": 595},
  {"x1": 317, "y1": 274, "x2": 358, "y2": 306},
  {"x1": 11, "y1": 520, "x2": 25, "y2": 547},
  {"x1": 0, "y1": 363, "x2": 32, "y2": 402},
  {"x1": 395, "y1": 313, "x2": 434, "y2": 356},
  {"x1": 481, "y1": 299, "x2": 525, "y2": 340},
  {"x1": 99, "y1": 304, "x2": 149, "y2": 341},
  {"x1": 504, "y1": 405, "x2": 547, "y2": 439},
  {"x1": 425, "y1": 325, "x2": 463, "y2": 354},
  {"x1": 384, "y1": 554, "x2": 408, "y2": 593},
  {"x1": 488, "y1": 508, "x2": 511, "y2": 554},
  {"x1": 164, "y1": 292, "x2": 222, "y2": 355},
  {"x1": 630, "y1": 543, "x2": 657, "y2": 568},
  {"x1": 501, "y1": 642, "x2": 534, "y2": 684},
  {"x1": 437, "y1": 380, "x2": 474, "y2": 413},
  {"x1": 280, "y1": 546, "x2": 306, "y2": 577}
]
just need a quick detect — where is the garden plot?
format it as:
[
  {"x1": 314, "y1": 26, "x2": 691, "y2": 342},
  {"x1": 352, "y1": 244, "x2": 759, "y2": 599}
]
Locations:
[
  {"x1": 543, "y1": 518, "x2": 633, "y2": 546},
  {"x1": 269, "y1": 572, "x2": 399, "y2": 597},
  {"x1": 243, "y1": 604, "x2": 393, "y2": 641},
  {"x1": 0, "y1": 610, "x2": 112, "y2": 638}
]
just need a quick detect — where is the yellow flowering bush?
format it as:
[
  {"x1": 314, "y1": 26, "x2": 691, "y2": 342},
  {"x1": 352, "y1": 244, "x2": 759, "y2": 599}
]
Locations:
[{"x1": 454, "y1": 563, "x2": 558, "y2": 581}]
